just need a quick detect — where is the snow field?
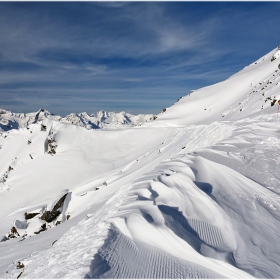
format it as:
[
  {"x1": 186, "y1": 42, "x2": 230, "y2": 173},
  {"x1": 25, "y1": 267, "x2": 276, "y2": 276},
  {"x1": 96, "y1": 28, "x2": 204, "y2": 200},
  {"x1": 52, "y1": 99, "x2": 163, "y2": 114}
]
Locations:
[
  {"x1": 1, "y1": 118, "x2": 240, "y2": 278},
  {"x1": 1, "y1": 46, "x2": 280, "y2": 279}
]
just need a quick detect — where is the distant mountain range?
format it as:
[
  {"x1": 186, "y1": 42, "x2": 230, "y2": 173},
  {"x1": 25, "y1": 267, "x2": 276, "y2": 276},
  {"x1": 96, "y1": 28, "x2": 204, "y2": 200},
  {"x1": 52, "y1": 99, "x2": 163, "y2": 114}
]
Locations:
[{"x1": 0, "y1": 108, "x2": 156, "y2": 131}]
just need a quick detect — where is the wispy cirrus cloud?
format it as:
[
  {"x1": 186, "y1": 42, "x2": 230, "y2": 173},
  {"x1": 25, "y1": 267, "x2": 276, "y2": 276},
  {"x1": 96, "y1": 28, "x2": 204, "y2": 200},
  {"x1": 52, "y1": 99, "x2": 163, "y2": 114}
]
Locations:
[{"x1": 0, "y1": 2, "x2": 280, "y2": 115}]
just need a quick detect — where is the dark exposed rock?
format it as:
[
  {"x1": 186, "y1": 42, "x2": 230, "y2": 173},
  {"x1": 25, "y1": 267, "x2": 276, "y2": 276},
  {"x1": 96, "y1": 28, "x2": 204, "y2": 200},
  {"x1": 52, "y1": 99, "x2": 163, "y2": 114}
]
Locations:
[
  {"x1": 46, "y1": 132, "x2": 57, "y2": 155},
  {"x1": 16, "y1": 262, "x2": 24, "y2": 269},
  {"x1": 8, "y1": 226, "x2": 20, "y2": 239},
  {"x1": 265, "y1": 97, "x2": 272, "y2": 102},
  {"x1": 66, "y1": 215, "x2": 70, "y2": 220},
  {"x1": 41, "y1": 193, "x2": 67, "y2": 222},
  {"x1": 53, "y1": 193, "x2": 67, "y2": 211},
  {"x1": 48, "y1": 149, "x2": 56, "y2": 155},
  {"x1": 271, "y1": 99, "x2": 277, "y2": 106},
  {"x1": 41, "y1": 124, "x2": 47, "y2": 131},
  {"x1": 8, "y1": 166, "x2": 13, "y2": 171},
  {"x1": 41, "y1": 210, "x2": 61, "y2": 223},
  {"x1": 25, "y1": 212, "x2": 39, "y2": 220},
  {"x1": 17, "y1": 271, "x2": 24, "y2": 279},
  {"x1": 34, "y1": 223, "x2": 47, "y2": 234}
]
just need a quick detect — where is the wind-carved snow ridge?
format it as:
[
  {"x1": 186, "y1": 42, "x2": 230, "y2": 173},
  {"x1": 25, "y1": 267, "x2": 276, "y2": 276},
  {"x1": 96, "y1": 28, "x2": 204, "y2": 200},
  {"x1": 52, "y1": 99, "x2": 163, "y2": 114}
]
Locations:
[
  {"x1": 2, "y1": 46, "x2": 280, "y2": 279},
  {"x1": 3, "y1": 121, "x2": 236, "y2": 279},
  {"x1": 76, "y1": 119, "x2": 280, "y2": 278},
  {"x1": 98, "y1": 117, "x2": 280, "y2": 278},
  {"x1": 86, "y1": 225, "x2": 224, "y2": 279}
]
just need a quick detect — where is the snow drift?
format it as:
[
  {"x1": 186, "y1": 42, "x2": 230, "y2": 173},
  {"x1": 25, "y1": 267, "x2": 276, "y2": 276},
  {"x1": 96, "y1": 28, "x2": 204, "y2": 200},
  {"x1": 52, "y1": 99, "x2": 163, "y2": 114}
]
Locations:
[{"x1": 0, "y1": 46, "x2": 280, "y2": 279}]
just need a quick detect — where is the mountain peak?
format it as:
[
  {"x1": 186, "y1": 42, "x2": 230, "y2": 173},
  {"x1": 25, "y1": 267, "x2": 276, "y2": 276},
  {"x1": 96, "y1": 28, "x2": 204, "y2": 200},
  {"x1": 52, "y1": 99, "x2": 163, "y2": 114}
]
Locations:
[{"x1": 0, "y1": 109, "x2": 154, "y2": 132}]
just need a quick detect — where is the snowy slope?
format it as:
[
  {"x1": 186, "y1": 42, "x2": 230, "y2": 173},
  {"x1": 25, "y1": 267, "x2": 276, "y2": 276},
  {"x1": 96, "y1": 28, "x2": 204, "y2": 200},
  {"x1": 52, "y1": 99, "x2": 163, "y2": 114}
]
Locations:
[
  {"x1": 147, "y1": 46, "x2": 280, "y2": 127},
  {"x1": 1, "y1": 47, "x2": 280, "y2": 279},
  {"x1": 0, "y1": 109, "x2": 154, "y2": 131}
]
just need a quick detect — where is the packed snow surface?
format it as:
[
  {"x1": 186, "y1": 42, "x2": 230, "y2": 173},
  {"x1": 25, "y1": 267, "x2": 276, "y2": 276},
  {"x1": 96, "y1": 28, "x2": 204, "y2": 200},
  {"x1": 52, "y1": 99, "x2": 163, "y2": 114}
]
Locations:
[{"x1": 1, "y1": 46, "x2": 280, "y2": 279}]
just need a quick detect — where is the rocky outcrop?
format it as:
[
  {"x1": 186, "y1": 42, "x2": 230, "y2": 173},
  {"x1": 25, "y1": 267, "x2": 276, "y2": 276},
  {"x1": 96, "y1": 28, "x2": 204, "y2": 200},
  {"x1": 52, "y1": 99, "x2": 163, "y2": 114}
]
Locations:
[
  {"x1": 7, "y1": 227, "x2": 19, "y2": 239},
  {"x1": 25, "y1": 212, "x2": 39, "y2": 219},
  {"x1": 41, "y1": 193, "x2": 67, "y2": 222},
  {"x1": 45, "y1": 128, "x2": 57, "y2": 155},
  {"x1": 2, "y1": 193, "x2": 69, "y2": 241}
]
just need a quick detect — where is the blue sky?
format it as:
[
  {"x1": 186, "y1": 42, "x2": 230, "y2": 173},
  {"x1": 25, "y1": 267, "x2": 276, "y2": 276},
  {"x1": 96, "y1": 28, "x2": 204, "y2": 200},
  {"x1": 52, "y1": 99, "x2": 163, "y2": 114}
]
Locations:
[{"x1": 0, "y1": 2, "x2": 280, "y2": 116}]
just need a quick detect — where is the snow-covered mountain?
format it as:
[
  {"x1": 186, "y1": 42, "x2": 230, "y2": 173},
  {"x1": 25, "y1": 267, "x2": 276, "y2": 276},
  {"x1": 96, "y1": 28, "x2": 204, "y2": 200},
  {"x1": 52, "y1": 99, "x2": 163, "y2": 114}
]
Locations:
[
  {"x1": 0, "y1": 109, "x2": 155, "y2": 131},
  {"x1": 0, "y1": 47, "x2": 280, "y2": 279},
  {"x1": 149, "y1": 46, "x2": 280, "y2": 127}
]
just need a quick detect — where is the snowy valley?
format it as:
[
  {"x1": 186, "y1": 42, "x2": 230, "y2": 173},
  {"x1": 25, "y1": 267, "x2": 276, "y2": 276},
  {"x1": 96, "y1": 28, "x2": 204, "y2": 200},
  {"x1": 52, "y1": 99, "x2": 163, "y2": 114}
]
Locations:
[{"x1": 0, "y1": 47, "x2": 280, "y2": 278}]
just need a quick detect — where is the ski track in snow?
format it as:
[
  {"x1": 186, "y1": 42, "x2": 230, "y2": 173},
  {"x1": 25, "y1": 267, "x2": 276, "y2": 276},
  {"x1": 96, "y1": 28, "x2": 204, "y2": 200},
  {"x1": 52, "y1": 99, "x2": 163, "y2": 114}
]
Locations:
[
  {"x1": 1, "y1": 116, "x2": 280, "y2": 279},
  {"x1": 4, "y1": 121, "x2": 238, "y2": 279}
]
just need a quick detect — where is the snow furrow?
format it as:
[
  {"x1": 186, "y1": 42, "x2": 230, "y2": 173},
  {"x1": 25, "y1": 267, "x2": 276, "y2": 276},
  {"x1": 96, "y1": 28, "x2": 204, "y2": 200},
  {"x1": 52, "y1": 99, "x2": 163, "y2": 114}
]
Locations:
[{"x1": 87, "y1": 226, "x2": 224, "y2": 279}]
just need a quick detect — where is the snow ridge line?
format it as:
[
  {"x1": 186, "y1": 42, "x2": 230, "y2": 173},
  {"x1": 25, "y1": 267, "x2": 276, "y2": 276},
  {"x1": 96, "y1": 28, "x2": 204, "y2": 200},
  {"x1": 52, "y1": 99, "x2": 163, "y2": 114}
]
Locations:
[{"x1": 7, "y1": 121, "x2": 235, "y2": 278}]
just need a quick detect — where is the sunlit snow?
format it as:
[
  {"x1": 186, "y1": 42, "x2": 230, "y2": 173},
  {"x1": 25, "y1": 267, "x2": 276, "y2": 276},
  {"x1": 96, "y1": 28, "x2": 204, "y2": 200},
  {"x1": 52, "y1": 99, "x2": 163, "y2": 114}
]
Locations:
[{"x1": 1, "y1": 46, "x2": 280, "y2": 279}]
